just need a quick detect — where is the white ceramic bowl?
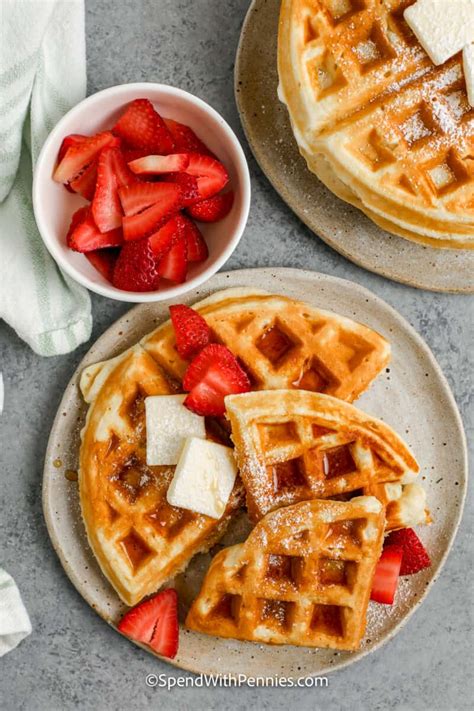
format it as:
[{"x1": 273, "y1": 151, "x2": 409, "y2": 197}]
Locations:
[{"x1": 33, "y1": 83, "x2": 251, "y2": 302}]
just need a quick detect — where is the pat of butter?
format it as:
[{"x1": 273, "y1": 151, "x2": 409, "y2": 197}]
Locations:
[
  {"x1": 167, "y1": 437, "x2": 237, "y2": 519},
  {"x1": 145, "y1": 394, "x2": 205, "y2": 465},
  {"x1": 404, "y1": 0, "x2": 474, "y2": 65},
  {"x1": 463, "y1": 42, "x2": 474, "y2": 106}
]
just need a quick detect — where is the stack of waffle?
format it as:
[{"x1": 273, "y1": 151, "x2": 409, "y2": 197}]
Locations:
[{"x1": 278, "y1": 0, "x2": 474, "y2": 248}]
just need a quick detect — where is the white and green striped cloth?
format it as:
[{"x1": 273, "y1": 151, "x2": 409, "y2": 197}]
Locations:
[
  {"x1": 0, "y1": 567, "x2": 32, "y2": 657},
  {"x1": 0, "y1": 0, "x2": 92, "y2": 356}
]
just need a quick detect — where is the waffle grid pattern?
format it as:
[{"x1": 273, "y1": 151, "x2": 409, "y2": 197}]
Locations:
[
  {"x1": 186, "y1": 498, "x2": 385, "y2": 650},
  {"x1": 80, "y1": 291, "x2": 390, "y2": 606},
  {"x1": 142, "y1": 292, "x2": 390, "y2": 403},
  {"x1": 278, "y1": 0, "x2": 474, "y2": 246},
  {"x1": 225, "y1": 390, "x2": 418, "y2": 522},
  {"x1": 80, "y1": 345, "x2": 242, "y2": 606}
]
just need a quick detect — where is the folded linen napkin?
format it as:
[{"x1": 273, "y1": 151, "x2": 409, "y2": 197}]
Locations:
[
  {"x1": 0, "y1": 0, "x2": 92, "y2": 356},
  {"x1": 0, "y1": 568, "x2": 32, "y2": 657}
]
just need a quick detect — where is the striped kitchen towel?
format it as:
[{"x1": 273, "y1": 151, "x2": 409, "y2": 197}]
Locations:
[
  {"x1": 0, "y1": 0, "x2": 92, "y2": 356},
  {"x1": 0, "y1": 568, "x2": 32, "y2": 657}
]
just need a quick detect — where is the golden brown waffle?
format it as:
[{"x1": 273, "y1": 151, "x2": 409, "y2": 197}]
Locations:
[
  {"x1": 278, "y1": 0, "x2": 474, "y2": 248},
  {"x1": 79, "y1": 344, "x2": 244, "y2": 607},
  {"x1": 186, "y1": 497, "x2": 385, "y2": 650},
  {"x1": 225, "y1": 389, "x2": 421, "y2": 522},
  {"x1": 79, "y1": 288, "x2": 390, "y2": 606},
  {"x1": 141, "y1": 287, "x2": 391, "y2": 403}
]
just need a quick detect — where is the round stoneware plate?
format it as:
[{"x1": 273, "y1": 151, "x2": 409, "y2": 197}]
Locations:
[
  {"x1": 43, "y1": 268, "x2": 467, "y2": 678},
  {"x1": 235, "y1": 0, "x2": 474, "y2": 294}
]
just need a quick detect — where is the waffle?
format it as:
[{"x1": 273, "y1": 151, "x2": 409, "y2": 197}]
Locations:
[
  {"x1": 307, "y1": 150, "x2": 474, "y2": 249},
  {"x1": 225, "y1": 389, "x2": 422, "y2": 522},
  {"x1": 278, "y1": 0, "x2": 474, "y2": 248},
  {"x1": 141, "y1": 287, "x2": 391, "y2": 403},
  {"x1": 186, "y1": 496, "x2": 385, "y2": 650},
  {"x1": 79, "y1": 288, "x2": 390, "y2": 606},
  {"x1": 79, "y1": 344, "x2": 244, "y2": 607}
]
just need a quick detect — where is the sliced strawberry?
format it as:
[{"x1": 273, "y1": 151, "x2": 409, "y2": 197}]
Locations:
[
  {"x1": 92, "y1": 146, "x2": 138, "y2": 232},
  {"x1": 170, "y1": 304, "x2": 211, "y2": 360},
  {"x1": 160, "y1": 172, "x2": 200, "y2": 206},
  {"x1": 91, "y1": 148, "x2": 122, "y2": 232},
  {"x1": 157, "y1": 237, "x2": 187, "y2": 284},
  {"x1": 122, "y1": 186, "x2": 181, "y2": 241},
  {"x1": 183, "y1": 344, "x2": 251, "y2": 416},
  {"x1": 149, "y1": 215, "x2": 183, "y2": 260},
  {"x1": 112, "y1": 237, "x2": 161, "y2": 291},
  {"x1": 122, "y1": 147, "x2": 151, "y2": 163},
  {"x1": 149, "y1": 214, "x2": 182, "y2": 256},
  {"x1": 385, "y1": 528, "x2": 431, "y2": 575},
  {"x1": 164, "y1": 118, "x2": 213, "y2": 156},
  {"x1": 58, "y1": 134, "x2": 86, "y2": 163},
  {"x1": 66, "y1": 207, "x2": 123, "y2": 253},
  {"x1": 54, "y1": 131, "x2": 119, "y2": 183},
  {"x1": 112, "y1": 147, "x2": 139, "y2": 190},
  {"x1": 69, "y1": 160, "x2": 98, "y2": 201},
  {"x1": 85, "y1": 247, "x2": 120, "y2": 282},
  {"x1": 185, "y1": 154, "x2": 229, "y2": 199},
  {"x1": 117, "y1": 588, "x2": 178, "y2": 659},
  {"x1": 66, "y1": 206, "x2": 89, "y2": 242},
  {"x1": 370, "y1": 545, "x2": 403, "y2": 605},
  {"x1": 128, "y1": 153, "x2": 190, "y2": 176},
  {"x1": 123, "y1": 202, "x2": 179, "y2": 241},
  {"x1": 180, "y1": 215, "x2": 208, "y2": 262},
  {"x1": 119, "y1": 182, "x2": 181, "y2": 217},
  {"x1": 186, "y1": 191, "x2": 234, "y2": 223},
  {"x1": 184, "y1": 380, "x2": 223, "y2": 417},
  {"x1": 112, "y1": 98, "x2": 175, "y2": 154}
]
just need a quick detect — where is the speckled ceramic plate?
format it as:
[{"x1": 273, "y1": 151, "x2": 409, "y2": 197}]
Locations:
[
  {"x1": 43, "y1": 268, "x2": 467, "y2": 678},
  {"x1": 234, "y1": 0, "x2": 474, "y2": 293}
]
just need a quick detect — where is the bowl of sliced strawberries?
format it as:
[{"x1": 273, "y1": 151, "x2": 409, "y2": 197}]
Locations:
[{"x1": 33, "y1": 83, "x2": 251, "y2": 301}]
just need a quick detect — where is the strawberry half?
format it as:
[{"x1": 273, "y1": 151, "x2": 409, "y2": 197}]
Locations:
[
  {"x1": 164, "y1": 118, "x2": 213, "y2": 156},
  {"x1": 92, "y1": 148, "x2": 122, "y2": 232},
  {"x1": 183, "y1": 344, "x2": 251, "y2": 416},
  {"x1": 180, "y1": 215, "x2": 208, "y2": 262},
  {"x1": 112, "y1": 147, "x2": 140, "y2": 190},
  {"x1": 58, "y1": 134, "x2": 86, "y2": 164},
  {"x1": 66, "y1": 207, "x2": 123, "y2": 253},
  {"x1": 69, "y1": 160, "x2": 98, "y2": 201},
  {"x1": 160, "y1": 172, "x2": 200, "y2": 206},
  {"x1": 112, "y1": 98, "x2": 175, "y2": 154},
  {"x1": 157, "y1": 237, "x2": 187, "y2": 284},
  {"x1": 119, "y1": 182, "x2": 181, "y2": 217},
  {"x1": 85, "y1": 247, "x2": 120, "y2": 282},
  {"x1": 170, "y1": 304, "x2": 211, "y2": 360},
  {"x1": 122, "y1": 147, "x2": 151, "y2": 163},
  {"x1": 185, "y1": 154, "x2": 229, "y2": 199},
  {"x1": 54, "y1": 131, "x2": 119, "y2": 183},
  {"x1": 128, "y1": 153, "x2": 190, "y2": 175},
  {"x1": 92, "y1": 146, "x2": 137, "y2": 232},
  {"x1": 370, "y1": 545, "x2": 403, "y2": 605},
  {"x1": 186, "y1": 191, "x2": 234, "y2": 223},
  {"x1": 149, "y1": 215, "x2": 183, "y2": 260},
  {"x1": 385, "y1": 528, "x2": 431, "y2": 575},
  {"x1": 117, "y1": 588, "x2": 179, "y2": 659},
  {"x1": 112, "y1": 237, "x2": 161, "y2": 291},
  {"x1": 121, "y1": 184, "x2": 181, "y2": 241}
]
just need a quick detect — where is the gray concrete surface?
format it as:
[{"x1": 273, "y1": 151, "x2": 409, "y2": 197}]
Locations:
[{"x1": 0, "y1": 1, "x2": 473, "y2": 709}]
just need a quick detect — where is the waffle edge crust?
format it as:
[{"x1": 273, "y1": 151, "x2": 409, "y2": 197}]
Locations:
[{"x1": 186, "y1": 497, "x2": 385, "y2": 650}]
